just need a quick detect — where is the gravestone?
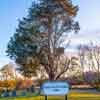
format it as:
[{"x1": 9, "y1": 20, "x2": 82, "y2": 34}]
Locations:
[
  {"x1": 21, "y1": 90, "x2": 26, "y2": 96},
  {"x1": 26, "y1": 88, "x2": 30, "y2": 92},
  {"x1": 30, "y1": 85, "x2": 35, "y2": 93},
  {"x1": 3, "y1": 90, "x2": 9, "y2": 97},
  {"x1": 26, "y1": 86, "x2": 35, "y2": 93},
  {"x1": 11, "y1": 89, "x2": 17, "y2": 97}
]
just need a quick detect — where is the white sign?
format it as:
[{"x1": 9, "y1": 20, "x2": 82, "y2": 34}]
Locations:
[{"x1": 41, "y1": 81, "x2": 69, "y2": 96}]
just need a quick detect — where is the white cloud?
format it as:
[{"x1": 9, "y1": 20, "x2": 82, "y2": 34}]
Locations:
[{"x1": 63, "y1": 30, "x2": 100, "y2": 52}]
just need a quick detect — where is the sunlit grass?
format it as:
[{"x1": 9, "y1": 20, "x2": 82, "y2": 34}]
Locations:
[
  {"x1": 69, "y1": 92, "x2": 100, "y2": 97},
  {"x1": 0, "y1": 92, "x2": 100, "y2": 100}
]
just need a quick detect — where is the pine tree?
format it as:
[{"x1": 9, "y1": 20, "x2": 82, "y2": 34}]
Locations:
[{"x1": 7, "y1": 0, "x2": 79, "y2": 80}]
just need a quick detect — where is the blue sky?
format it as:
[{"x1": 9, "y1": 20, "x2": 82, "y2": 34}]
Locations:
[{"x1": 0, "y1": 0, "x2": 100, "y2": 67}]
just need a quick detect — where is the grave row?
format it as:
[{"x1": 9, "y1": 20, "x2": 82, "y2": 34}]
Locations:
[{"x1": 1, "y1": 86, "x2": 35, "y2": 97}]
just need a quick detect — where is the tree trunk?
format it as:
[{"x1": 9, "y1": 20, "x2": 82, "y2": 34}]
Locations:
[
  {"x1": 47, "y1": 15, "x2": 55, "y2": 81},
  {"x1": 97, "y1": 63, "x2": 100, "y2": 82},
  {"x1": 49, "y1": 71, "x2": 55, "y2": 80}
]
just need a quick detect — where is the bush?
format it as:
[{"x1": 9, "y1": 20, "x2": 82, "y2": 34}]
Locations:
[
  {"x1": 0, "y1": 80, "x2": 17, "y2": 91},
  {"x1": 16, "y1": 79, "x2": 33, "y2": 90}
]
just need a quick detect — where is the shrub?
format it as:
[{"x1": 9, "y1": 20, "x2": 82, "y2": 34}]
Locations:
[{"x1": 16, "y1": 79, "x2": 33, "y2": 90}]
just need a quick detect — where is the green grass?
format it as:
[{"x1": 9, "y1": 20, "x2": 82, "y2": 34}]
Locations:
[{"x1": 0, "y1": 92, "x2": 100, "y2": 100}]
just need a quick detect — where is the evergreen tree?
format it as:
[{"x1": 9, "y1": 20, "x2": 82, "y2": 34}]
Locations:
[{"x1": 7, "y1": 0, "x2": 79, "y2": 79}]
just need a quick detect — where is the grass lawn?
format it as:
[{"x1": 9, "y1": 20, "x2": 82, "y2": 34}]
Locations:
[{"x1": 0, "y1": 92, "x2": 100, "y2": 100}]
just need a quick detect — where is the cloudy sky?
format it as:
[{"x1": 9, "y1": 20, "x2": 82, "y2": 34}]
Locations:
[{"x1": 0, "y1": 0, "x2": 100, "y2": 67}]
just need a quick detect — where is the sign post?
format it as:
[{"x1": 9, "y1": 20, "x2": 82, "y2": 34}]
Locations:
[
  {"x1": 65, "y1": 95, "x2": 67, "y2": 100},
  {"x1": 45, "y1": 95, "x2": 47, "y2": 100},
  {"x1": 41, "y1": 81, "x2": 69, "y2": 100}
]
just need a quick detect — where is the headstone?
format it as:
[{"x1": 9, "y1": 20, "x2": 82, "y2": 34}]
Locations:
[
  {"x1": 21, "y1": 90, "x2": 26, "y2": 96},
  {"x1": 30, "y1": 85, "x2": 35, "y2": 93},
  {"x1": 26, "y1": 88, "x2": 30, "y2": 92},
  {"x1": 11, "y1": 90, "x2": 17, "y2": 97},
  {"x1": 3, "y1": 90, "x2": 9, "y2": 97}
]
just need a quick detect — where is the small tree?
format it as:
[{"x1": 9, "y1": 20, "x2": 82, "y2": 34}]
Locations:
[{"x1": 78, "y1": 44, "x2": 100, "y2": 83}]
